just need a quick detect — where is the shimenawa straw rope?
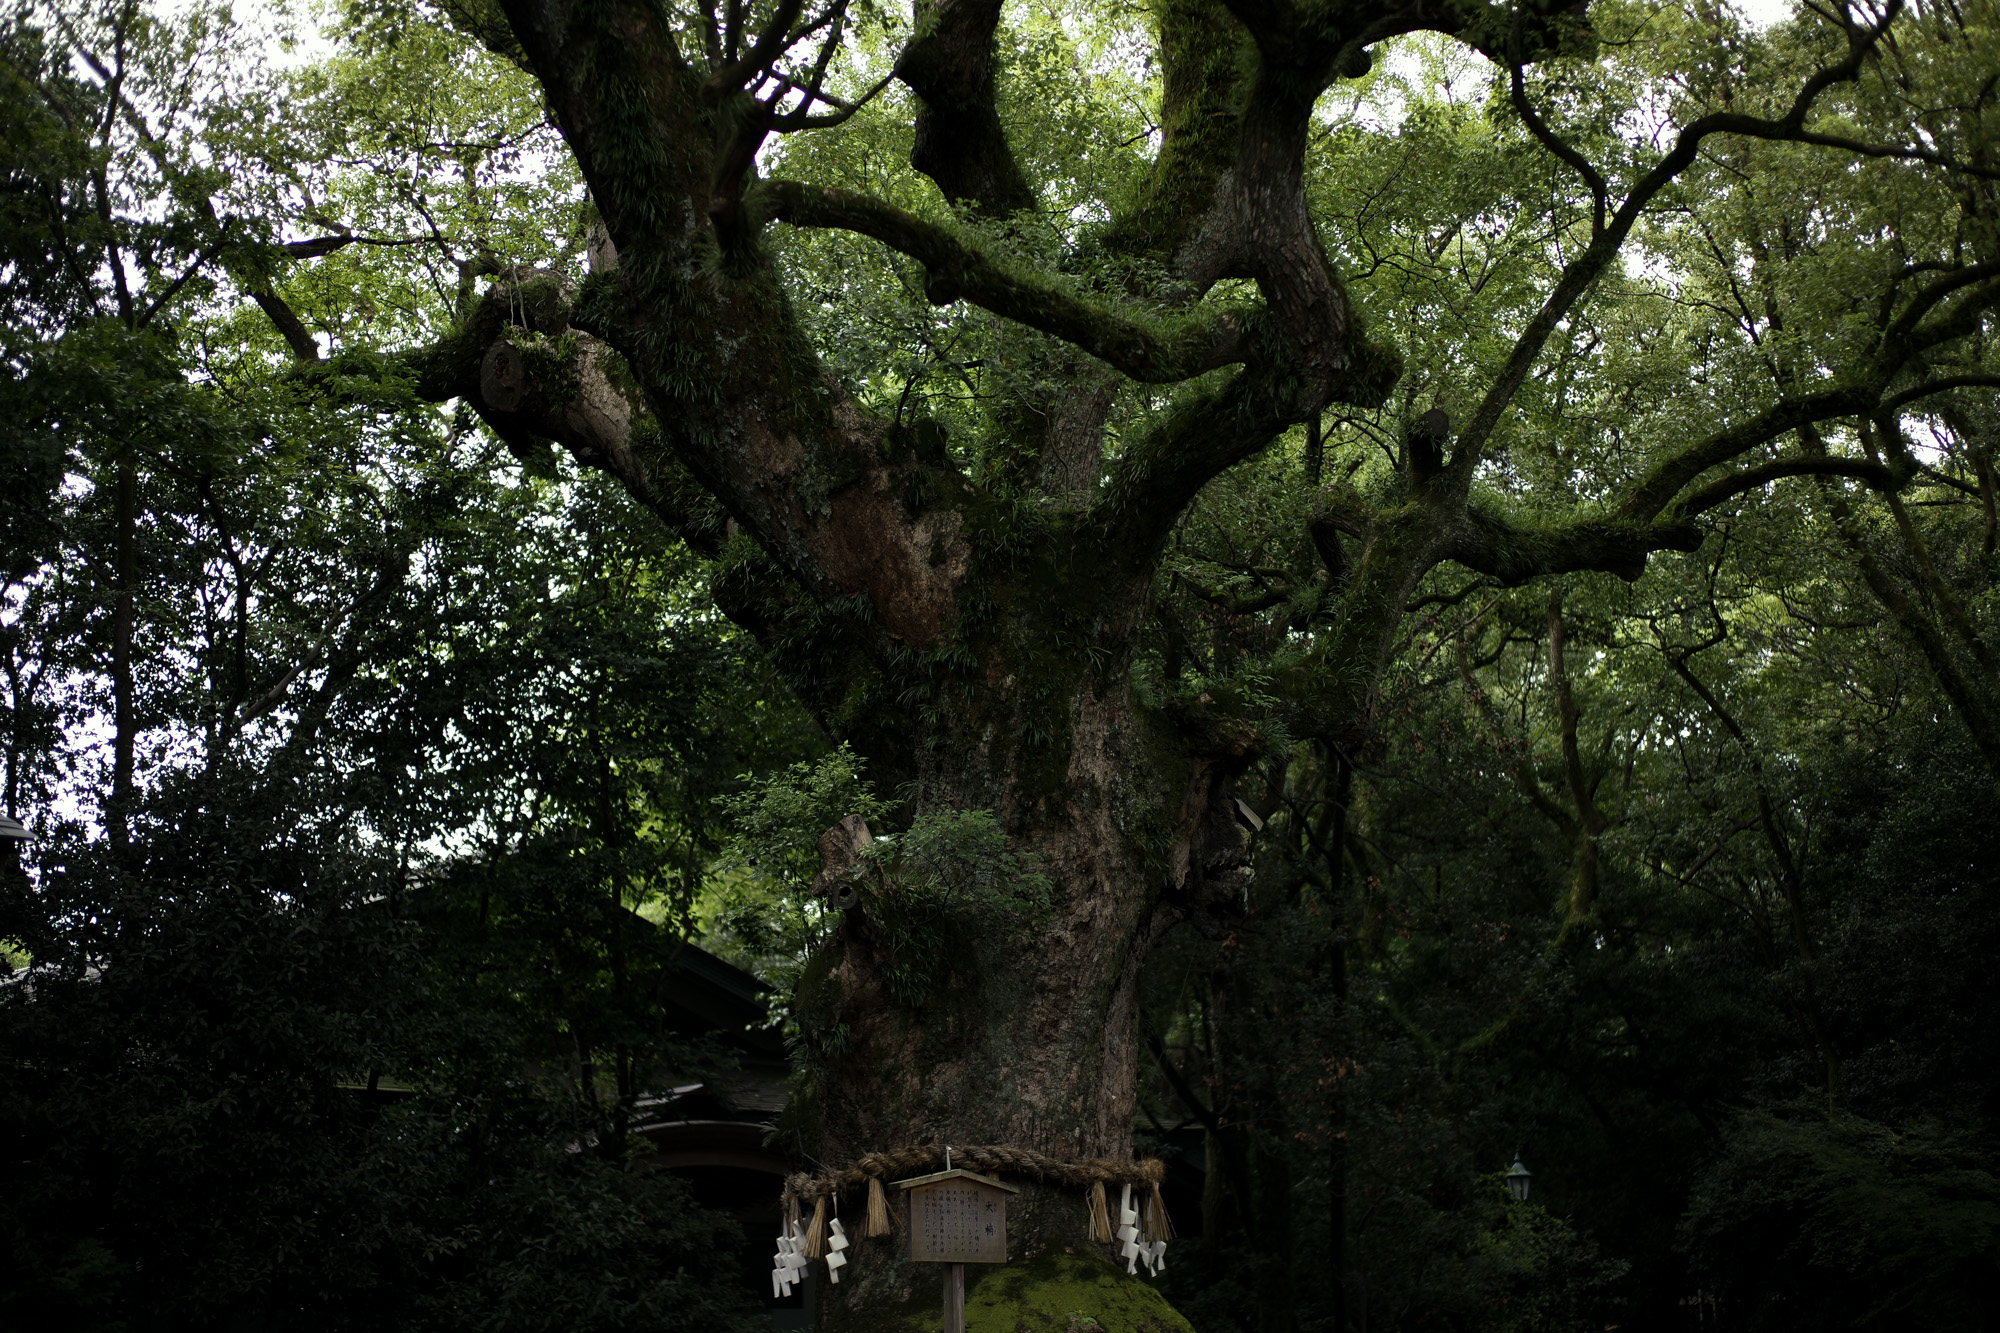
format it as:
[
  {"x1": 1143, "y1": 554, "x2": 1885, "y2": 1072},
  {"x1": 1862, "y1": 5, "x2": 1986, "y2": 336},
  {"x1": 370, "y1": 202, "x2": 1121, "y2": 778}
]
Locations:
[{"x1": 781, "y1": 1144, "x2": 1172, "y2": 1245}]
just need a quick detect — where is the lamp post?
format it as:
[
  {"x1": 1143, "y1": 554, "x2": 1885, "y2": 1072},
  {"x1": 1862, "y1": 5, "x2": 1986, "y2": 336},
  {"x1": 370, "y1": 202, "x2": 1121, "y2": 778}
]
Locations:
[
  {"x1": 0, "y1": 816, "x2": 30, "y2": 905},
  {"x1": 1505, "y1": 1156, "x2": 1532, "y2": 1203}
]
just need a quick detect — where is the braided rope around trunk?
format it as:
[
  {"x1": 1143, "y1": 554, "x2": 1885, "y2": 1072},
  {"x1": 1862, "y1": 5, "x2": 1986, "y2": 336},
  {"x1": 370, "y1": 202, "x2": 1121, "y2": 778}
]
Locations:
[
  {"x1": 782, "y1": 1145, "x2": 1173, "y2": 1253},
  {"x1": 783, "y1": 1144, "x2": 1165, "y2": 1204}
]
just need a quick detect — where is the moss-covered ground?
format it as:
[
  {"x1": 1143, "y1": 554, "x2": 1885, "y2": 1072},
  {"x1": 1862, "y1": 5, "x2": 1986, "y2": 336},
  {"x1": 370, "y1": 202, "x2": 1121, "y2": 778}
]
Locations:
[{"x1": 922, "y1": 1249, "x2": 1194, "y2": 1333}]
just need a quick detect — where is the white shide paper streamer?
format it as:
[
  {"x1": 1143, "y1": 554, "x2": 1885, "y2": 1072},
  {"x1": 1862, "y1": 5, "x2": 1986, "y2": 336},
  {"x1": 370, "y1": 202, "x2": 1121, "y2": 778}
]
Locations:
[{"x1": 825, "y1": 1217, "x2": 850, "y2": 1283}]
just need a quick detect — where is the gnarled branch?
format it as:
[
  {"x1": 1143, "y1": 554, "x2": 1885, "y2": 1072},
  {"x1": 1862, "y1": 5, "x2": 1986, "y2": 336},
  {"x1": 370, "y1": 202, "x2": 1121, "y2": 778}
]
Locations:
[
  {"x1": 892, "y1": 0, "x2": 1034, "y2": 216},
  {"x1": 759, "y1": 180, "x2": 1251, "y2": 382},
  {"x1": 1442, "y1": 508, "x2": 1701, "y2": 586},
  {"x1": 1616, "y1": 385, "x2": 1877, "y2": 522},
  {"x1": 1672, "y1": 455, "x2": 1899, "y2": 520}
]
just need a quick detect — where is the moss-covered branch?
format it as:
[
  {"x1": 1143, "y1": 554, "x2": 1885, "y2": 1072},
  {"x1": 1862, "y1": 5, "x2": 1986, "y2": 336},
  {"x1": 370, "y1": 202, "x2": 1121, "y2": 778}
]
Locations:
[
  {"x1": 758, "y1": 180, "x2": 1251, "y2": 381},
  {"x1": 892, "y1": 0, "x2": 1035, "y2": 217},
  {"x1": 1442, "y1": 506, "x2": 1701, "y2": 586},
  {"x1": 1097, "y1": 0, "x2": 1252, "y2": 265},
  {"x1": 1614, "y1": 386, "x2": 1879, "y2": 522},
  {"x1": 1672, "y1": 456, "x2": 1900, "y2": 520}
]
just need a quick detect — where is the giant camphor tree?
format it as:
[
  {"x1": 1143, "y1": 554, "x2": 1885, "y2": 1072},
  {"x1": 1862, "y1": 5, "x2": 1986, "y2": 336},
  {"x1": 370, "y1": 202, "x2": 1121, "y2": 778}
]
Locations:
[{"x1": 215, "y1": 0, "x2": 1998, "y2": 1323}]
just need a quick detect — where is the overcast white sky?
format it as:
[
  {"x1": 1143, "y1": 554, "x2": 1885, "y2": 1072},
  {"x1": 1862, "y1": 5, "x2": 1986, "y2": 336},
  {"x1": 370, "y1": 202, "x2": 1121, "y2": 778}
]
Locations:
[
  {"x1": 1735, "y1": 0, "x2": 1799, "y2": 26},
  {"x1": 259, "y1": 0, "x2": 1808, "y2": 59}
]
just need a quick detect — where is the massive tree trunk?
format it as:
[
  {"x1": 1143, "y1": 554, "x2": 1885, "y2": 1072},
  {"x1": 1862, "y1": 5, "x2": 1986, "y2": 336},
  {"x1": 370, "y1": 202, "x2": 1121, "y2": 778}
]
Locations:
[
  {"x1": 443, "y1": 3, "x2": 1404, "y2": 1307},
  {"x1": 815, "y1": 686, "x2": 1253, "y2": 1163},
  {"x1": 264, "y1": 0, "x2": 1968, "y2": 1320},
  {"x1": 798, "y1": 680, "x2": 1255, "y2": 1324}
]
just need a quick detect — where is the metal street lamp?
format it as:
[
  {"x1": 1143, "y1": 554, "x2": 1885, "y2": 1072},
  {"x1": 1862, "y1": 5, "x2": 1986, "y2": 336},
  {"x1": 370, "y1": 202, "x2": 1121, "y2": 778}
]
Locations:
[
  {"x1": 0, "y1": 815, "x2": 30, "y2": 842},
  {"x1": 1505, "y1": 1156, "x2": 1532, "y2": 1203}
]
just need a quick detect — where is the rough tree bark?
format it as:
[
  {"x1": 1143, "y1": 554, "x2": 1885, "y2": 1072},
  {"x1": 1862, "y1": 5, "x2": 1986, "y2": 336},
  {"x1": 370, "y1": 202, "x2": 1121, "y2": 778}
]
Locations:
[{"x1": 260, "y1": 0, "x2": 1996, "y2": 1322}]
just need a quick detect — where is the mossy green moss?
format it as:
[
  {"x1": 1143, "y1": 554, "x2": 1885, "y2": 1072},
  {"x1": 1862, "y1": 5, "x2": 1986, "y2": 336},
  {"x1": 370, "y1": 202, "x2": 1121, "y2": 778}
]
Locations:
[
  {"x1": 837, "y1": 1250, "x2": 1193, "y2": 1333},
  {"x1": 964, "y1": 1251, "x2": 1193, "y2": 1333}
]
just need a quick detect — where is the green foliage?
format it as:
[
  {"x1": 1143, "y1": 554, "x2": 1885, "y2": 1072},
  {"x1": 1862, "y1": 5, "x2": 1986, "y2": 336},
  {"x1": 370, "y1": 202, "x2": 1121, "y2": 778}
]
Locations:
[
  {"x1": 705, "y1": 743, "x2": 884, "y2": 987},
  {"x1": 0, "y1": 776, "x2": 764, "y2": 1333},
  {"x1": 10, "y1": 1, "x2": 2000, "y2": 1330},
  {"x1": 862, "y1": 806, "x2": 1054, "y2": 1007},
  {"x1": 383, "y1": 1120, "x2": 763, "y2": 1333},
  {"x1": 0, "y1": 6, "x2": 802, "y2": 1326},
  {"x1": 1680, "y1": 1116, "x2": 2000, "y2": 1331},
  {"x1": 884, "y1": 806, "x2": 1054, "y2": 926},
  {"x1": 724, "y1": 742, "x2": 885, "y2": 890},
  {"x1": 1141, "y1": 528, "x2": 2000, "y2": 1330},
  {"x1": 711, "y1": 763, "x2": 1052, "y2": 1016},
  {"x1": 1469, "y1": 1192, "x2": 1631, "y2": 1333}
]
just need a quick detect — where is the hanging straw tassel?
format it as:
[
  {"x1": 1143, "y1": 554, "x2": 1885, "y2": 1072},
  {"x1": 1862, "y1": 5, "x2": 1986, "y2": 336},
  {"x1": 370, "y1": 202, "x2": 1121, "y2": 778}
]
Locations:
[
  {"x1": 865, "y1": 1175, "x2": 892, "y2": 1238},
  {"x1": 1144, "y1": 1181, "x2": 1176, "y2": 1242},
  {"x1": 803, "y1": 1194, "x2": 828, "y2": 1258},
  {"x1": 1086, "y1": 1180, "x2": 1113, "y2": 1243}
]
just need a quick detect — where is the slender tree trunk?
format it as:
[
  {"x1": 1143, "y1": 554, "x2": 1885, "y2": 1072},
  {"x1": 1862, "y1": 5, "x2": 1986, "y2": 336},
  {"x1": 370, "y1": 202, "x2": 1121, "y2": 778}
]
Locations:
[
  {"x1": 1325, "y1": 752, "x2": 1353, "y2": 1333},
  {"x1": 1861, "y1": 418, "x2": 2000, "y2": 691},
  {"x1": 1253, "y1": 1141, "x2": 1298, "y2": 1333},
  {"x1": 1803, "y1": 428, "x2": 2000, "y2": 785},
  {"x1": 1668, "y1": 655, "x2": 1845, "y2": 1112},
  {"x1": 109, "y1": 453, "x2": 137, "y2": 855},
  {"x1": 1545, "y1": 596, "x2": 1607, "y2": 928},
  {"x1": 3, "y1": 652, "x2": 27, "y2": 825},
  {"x1": 1970, "y1": 445, "x2": 1997, "y2": 556}
]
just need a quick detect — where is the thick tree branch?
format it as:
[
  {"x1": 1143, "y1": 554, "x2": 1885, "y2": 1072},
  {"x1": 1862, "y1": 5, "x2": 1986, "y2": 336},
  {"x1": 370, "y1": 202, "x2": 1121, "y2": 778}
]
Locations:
[
  {"x1": 1308, "y1": 518, "x2": 1351, "y2": 586},
  {"x1": 1091, "y1": 374, "x2": 1288, "y2": 567},
  {"x1": 252, "y1": 290, "x2": 321, "y2": 362},
  {"x1": 260, "y1": 276, "x2": 729, "y2": 558},
  {"x1": 1615, "y1": 385, "x2": 1878, "y2": 522},
  {"x1": 1183, "y1": 570, "x2": 1296, "y2": 616},
  {"x1": 1671, "y1": 455, "x2": 1899, "y2": 519},
  {"x1": 1883, "y1": 373, "x2": 2000, "y2": 414},
  {"x1": 1780, "y1": 127, "x2": 2000, "y2": 180},
  {"x1": 1876, "y1": 261, "x2": 2000, "y2": 366},
  {"x1": 771, "y1": 68, "x2": 894, "y2": 131},
  {"x1": 1442, "y1": 508, "x2": 1701, "y2": 586},
  {"x1": 1098, "y1": 0, "x2": 1249, "y2": 266},
  {"x1": 1509, "y1": 60, "x2": 1607, "y2": 237},
  {"x1": 892, "y1": 0, "x2": 1035, "y2": 216},
  {"x1": 759, "y1": 180, "x2": 1250, "y2": 381},
  {"x1": 700, "y1": 0, "x2": 807, "y2": 103}
]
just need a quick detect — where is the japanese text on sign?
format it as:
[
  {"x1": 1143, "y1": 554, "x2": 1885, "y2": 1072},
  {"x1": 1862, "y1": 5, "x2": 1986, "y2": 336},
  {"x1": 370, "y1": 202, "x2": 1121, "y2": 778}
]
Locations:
[{"x1": 908, "y1": 1182, "x2": 1007, "y2": 1264}]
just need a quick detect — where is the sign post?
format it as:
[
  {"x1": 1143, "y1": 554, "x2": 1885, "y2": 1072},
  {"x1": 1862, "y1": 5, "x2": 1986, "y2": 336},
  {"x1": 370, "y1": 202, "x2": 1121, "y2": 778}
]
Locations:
[{"x1": 894, "y1": 1163, "x2": 1020, "y2": 1333}]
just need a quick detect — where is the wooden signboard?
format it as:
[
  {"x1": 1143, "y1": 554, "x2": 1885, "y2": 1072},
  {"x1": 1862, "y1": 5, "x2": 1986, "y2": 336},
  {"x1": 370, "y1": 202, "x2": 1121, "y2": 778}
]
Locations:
[
  {"x1": 898, "y1": 1168, "x2": 1018, "y2": 1264},
  {"x1": 896, "y1": 1164, "x2": 1020, "y2": 1333}
]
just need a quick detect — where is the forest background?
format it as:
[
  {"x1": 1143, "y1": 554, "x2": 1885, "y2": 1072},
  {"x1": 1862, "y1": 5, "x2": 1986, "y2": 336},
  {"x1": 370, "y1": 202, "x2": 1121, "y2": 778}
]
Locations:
[{"x1": 2, "y1": 0, "x2": 1998, "y2": 1330}]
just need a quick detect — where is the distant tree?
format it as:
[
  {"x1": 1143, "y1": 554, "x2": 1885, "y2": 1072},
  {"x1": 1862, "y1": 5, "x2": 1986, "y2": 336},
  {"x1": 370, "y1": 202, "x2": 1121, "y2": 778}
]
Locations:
[{"x1": 0, "y1": 5, "x2": 799, "y2": 1326}]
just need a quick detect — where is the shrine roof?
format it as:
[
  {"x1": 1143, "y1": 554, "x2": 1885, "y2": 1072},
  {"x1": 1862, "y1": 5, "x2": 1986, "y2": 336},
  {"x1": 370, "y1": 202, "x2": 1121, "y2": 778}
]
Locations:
[{"x1": 890, "y1": 1167, "x2": 1020, "y2": 1193}]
